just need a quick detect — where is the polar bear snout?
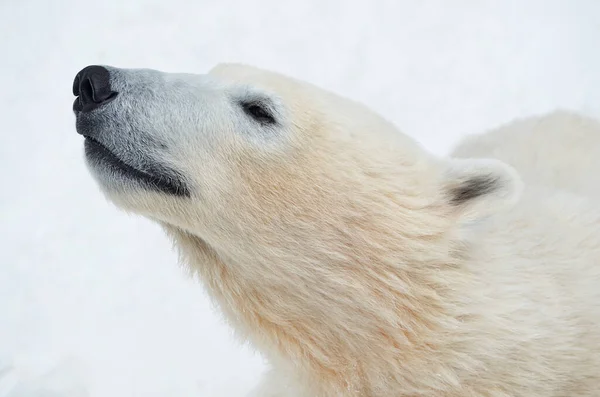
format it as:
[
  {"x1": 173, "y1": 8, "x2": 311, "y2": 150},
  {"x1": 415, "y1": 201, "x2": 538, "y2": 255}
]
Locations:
[
  {"x1": 72, "y1": 65, "x2": 118, "y2": 113},
  {"x1": 72, "y1": 65, "x2": 192, "y2": 198}
]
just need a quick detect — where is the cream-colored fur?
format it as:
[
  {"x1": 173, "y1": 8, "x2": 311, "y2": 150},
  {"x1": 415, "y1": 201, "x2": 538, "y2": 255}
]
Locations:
[{"x1": 78, "y1": 64, "x2": 600, "y2": 396}]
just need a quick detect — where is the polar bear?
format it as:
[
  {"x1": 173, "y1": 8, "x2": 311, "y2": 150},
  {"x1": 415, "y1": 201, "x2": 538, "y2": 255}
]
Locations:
[
  {"x1": 451, "y1": 110, "x2": 600, "y2": 198},
  {"x1": 72, "y1": 64, "x2": 600, "y2": 396}
]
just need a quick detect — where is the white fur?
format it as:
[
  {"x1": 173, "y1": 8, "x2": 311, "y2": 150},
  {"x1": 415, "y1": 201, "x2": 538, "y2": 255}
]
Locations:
[{"x1": 80, "y1": 64, "x2": 600, "y2": 396}]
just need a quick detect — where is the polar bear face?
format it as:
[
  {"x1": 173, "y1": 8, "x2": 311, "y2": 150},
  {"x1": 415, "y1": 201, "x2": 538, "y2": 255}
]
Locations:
[{"x1": 73, "y1": 63, "x2": 521, "y2": 269}]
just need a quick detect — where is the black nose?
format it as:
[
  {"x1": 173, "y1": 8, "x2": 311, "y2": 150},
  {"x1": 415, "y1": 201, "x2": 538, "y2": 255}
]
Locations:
[{"x1": 72, "y1": 65, "x2": 117, "y2": 112}]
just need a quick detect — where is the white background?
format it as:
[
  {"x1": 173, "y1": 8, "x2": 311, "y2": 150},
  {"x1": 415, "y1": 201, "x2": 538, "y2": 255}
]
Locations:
[{"x1": 1, "y1": 1, "x2": 599, "y2": 396}]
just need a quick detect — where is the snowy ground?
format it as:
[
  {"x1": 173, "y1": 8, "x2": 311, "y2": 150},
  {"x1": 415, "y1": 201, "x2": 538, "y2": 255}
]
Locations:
[{"x1": 1, "y1": 0, "x2": 599, "y2": 396}]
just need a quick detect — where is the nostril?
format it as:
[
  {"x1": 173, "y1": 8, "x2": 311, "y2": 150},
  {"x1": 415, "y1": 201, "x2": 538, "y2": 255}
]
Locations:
[{"x1": 80, "y1": 77, "x2": 95, "y2": 104}]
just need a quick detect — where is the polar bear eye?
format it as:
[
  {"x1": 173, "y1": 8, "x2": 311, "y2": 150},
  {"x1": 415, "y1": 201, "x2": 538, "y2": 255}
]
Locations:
[{"x1": 241, "y1": 101, "x2": 276, "y2": 125}]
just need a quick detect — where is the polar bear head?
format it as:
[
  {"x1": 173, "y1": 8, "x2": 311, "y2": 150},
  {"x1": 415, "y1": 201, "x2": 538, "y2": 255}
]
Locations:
[
  {"x1": 72, "y1": 63, "x2": 522, "y2": 392},
  {"x1": 73, "y1": 63, "x2": 520, "y2": 237}
]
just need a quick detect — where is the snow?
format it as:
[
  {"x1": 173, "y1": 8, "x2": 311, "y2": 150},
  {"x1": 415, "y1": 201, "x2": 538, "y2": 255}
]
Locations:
[{"x1": 1, "y1": 0, "x2": 599, "y2": 395}]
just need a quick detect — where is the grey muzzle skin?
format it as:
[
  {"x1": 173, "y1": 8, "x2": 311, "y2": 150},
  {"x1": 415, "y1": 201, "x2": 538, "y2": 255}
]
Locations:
[{"x1": 72, "y1": 65, "x2": 190, "y2": 197}]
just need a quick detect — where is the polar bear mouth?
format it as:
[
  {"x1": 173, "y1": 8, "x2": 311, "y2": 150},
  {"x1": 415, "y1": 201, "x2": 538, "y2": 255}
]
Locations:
[{"x1": 84, "y1": 137, "x2": 190, "y2": 197}]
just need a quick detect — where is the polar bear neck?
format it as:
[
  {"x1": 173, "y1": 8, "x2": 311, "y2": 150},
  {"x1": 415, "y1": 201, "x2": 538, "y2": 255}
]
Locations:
[{"x1": 162, "y1": 201, "x2": 477, "y2": 395}]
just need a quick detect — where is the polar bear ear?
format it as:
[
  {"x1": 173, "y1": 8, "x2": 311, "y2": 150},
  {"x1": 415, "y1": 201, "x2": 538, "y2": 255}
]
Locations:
[{"x1": 441, "y1": 158, "x2": 523, "y2": 220}]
